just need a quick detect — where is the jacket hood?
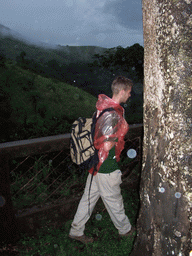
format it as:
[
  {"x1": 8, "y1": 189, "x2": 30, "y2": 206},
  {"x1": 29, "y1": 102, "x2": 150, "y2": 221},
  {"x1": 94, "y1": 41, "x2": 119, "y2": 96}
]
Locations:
[{"x1": 96, "y1": 94, "x2": 124, "y2": 116}]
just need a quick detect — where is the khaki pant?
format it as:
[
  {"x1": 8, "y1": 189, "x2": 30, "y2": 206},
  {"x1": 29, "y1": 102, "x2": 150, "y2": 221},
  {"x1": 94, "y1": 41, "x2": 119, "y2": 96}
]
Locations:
[{"x1": 69, "y1": 170, "x2": 132, "y2": 236}]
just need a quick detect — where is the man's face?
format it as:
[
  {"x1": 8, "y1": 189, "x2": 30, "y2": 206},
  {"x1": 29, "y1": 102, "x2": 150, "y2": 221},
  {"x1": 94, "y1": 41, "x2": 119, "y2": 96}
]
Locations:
[{"x1": 120, "y1": 88, "x2": 132, "y2": 103}]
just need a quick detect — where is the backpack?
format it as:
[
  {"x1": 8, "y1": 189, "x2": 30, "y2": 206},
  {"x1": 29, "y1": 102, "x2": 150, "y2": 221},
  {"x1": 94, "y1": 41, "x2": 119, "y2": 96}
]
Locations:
[{"x1": 70, "y1": 107, "x2": 114, "y2": 172}]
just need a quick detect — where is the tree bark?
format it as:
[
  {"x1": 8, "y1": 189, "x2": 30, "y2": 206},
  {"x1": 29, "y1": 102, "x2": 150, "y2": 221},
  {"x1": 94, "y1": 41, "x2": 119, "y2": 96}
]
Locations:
[{"x1": 131, "y1": 0, "x2": 192, "y2": 255}]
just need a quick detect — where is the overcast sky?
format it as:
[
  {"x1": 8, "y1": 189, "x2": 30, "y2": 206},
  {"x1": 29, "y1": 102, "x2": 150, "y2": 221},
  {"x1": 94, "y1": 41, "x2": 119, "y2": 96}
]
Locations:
[{"x1": 0, "y1": 0, "x2": 143, "y2": 48}]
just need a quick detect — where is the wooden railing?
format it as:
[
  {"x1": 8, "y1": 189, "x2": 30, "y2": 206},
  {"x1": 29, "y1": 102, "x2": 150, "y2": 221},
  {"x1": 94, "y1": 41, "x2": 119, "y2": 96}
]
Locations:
[
  {"x1": 0, "y1": 133, "x2": 71, "y2": 158},
  {"x1": 0, "y1": 124, "x2": 143, "y2": 158}
]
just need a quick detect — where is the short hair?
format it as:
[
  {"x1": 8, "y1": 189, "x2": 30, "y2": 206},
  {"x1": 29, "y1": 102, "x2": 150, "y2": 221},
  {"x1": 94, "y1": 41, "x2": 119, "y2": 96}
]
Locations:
[{"x1": 111, "y1": 76, "x2": 133, "y2": 95}]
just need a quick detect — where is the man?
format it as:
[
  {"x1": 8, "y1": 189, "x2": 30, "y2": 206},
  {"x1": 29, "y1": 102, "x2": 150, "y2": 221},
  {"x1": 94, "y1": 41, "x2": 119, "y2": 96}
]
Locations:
[{"x1": 69, "y1": 76, "x2": 135, "y2": 244}]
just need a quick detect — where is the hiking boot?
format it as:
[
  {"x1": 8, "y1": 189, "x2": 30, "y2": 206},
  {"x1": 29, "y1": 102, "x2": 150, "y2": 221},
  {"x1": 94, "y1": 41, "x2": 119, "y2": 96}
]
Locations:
[
  {"x1": 69, "y1": 234, "x2": 94, "y2": 244},
  {"x1": 119, "y1": 227, "x2": 136, "y2": 237}
]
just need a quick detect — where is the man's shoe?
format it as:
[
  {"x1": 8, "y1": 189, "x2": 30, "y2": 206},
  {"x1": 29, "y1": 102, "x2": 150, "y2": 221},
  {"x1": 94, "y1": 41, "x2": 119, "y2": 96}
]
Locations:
[
  {"x1": 119, "y1": 227, "x2": 136, "y2": 237},
  {"x1": 69, "y1": 234, "x2": 94, "y2": 244}
]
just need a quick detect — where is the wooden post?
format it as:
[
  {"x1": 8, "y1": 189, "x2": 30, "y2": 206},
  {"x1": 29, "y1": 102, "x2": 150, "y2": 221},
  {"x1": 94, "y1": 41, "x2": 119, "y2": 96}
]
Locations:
[{"x1": 0, "y1": 153, "x2": 20, "y2": 244}]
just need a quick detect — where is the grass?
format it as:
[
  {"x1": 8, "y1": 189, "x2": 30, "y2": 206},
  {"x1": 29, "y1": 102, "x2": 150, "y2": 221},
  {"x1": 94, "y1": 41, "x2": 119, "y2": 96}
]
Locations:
[{"x1": 14, "y1": 185, "x2": 139, "y2": 256}]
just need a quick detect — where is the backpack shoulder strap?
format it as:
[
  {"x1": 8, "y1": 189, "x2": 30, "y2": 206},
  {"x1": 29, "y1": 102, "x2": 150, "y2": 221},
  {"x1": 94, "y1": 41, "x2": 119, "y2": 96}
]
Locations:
[{"x1": 97, "y1": 107, "x2": 115, "y2": 120}]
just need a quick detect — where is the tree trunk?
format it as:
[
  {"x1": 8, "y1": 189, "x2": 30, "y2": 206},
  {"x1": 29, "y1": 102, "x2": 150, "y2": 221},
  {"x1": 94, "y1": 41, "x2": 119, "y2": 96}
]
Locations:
[{"x1": 131, "y1": 0, "x2": 192, "y2": 255}]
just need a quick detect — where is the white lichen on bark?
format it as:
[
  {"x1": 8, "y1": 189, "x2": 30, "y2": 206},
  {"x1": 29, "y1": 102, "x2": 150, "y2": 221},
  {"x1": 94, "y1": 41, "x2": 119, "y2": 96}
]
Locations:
[
  {"x1": 132, "y1": 0, "x2": 192, "y2": 255},
  {"x1": 144, "y1": 0, "x2": 192, "y2": 208}
]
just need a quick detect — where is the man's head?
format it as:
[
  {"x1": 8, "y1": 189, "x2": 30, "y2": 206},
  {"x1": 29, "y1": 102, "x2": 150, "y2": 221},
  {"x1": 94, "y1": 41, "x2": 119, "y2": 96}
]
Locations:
[{"x1": 111, "y1": 76, "x2": 133, "y2": 104}]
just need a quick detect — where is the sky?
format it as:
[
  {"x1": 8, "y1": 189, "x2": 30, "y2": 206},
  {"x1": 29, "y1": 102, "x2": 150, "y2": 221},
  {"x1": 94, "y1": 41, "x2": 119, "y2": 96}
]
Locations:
[{"x1": 0, "y1": 0, "x2": 143, "y2": 49}]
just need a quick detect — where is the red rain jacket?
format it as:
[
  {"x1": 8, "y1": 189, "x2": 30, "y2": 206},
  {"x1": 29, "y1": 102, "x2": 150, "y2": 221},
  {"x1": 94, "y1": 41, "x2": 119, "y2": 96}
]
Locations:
[{"x1": 89, "y1": 94, "x2": 129, "y2": 175}]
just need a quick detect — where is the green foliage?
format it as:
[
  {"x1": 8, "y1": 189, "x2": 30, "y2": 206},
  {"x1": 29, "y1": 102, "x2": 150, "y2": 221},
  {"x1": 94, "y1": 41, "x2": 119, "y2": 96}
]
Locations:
[
  {"x1": 10, "y1": 155, "x2": 85, "y2": 209},
  {"x1": 93, "y1": 43, "x2": 144, "y2": 81}
]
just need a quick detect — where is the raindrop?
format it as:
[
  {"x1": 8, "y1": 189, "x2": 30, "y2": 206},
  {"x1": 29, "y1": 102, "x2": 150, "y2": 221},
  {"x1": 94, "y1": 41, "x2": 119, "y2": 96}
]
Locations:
[
  {"x1": 95, "y1": 213, "x2": 102, "y2": 221},
  {"x1": 127, "y1": 149, "x2": 137, "y2": 159},
  {"x1": 159, "y1": 187, "x2": 165, "y2": 193},
  {"x1": 175, "y1": 192, "x2": 181, "y2": 198}
]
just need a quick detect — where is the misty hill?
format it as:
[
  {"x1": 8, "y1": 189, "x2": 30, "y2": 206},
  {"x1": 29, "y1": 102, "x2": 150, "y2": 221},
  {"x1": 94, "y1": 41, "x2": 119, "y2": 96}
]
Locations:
[
  {"x1": 0, "y1": 24, "x2": 22, "y2": 39},
  {"x1": 0, "y1": 24, "x2": 107, "y2": 65}
]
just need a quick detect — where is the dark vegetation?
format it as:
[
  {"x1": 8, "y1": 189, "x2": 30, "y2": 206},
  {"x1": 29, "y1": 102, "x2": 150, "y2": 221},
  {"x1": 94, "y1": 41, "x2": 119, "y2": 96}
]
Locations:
[{"x1": 0, "y1": 30, "x2": 143, "y2": 143}]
